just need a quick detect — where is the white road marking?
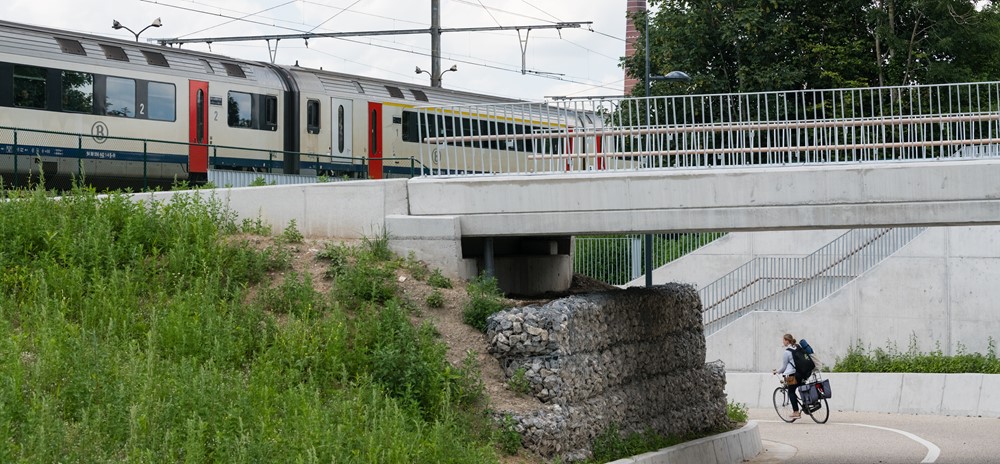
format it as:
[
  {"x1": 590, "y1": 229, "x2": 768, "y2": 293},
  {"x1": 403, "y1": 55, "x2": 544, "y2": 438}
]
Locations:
[{"x1": 757, "y1": 420, "x2": 941, "y2": 463}]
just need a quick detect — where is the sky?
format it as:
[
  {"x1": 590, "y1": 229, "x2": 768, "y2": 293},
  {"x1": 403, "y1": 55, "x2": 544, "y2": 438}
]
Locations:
[{"x1": 4, "y1": 0, "x2": 635, "y2": 101}]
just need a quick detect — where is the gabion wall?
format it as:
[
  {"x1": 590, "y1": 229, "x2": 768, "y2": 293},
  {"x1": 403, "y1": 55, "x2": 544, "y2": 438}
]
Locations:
[{"x1": 485, "y1": 283, "x2": 729, "y2": 460}]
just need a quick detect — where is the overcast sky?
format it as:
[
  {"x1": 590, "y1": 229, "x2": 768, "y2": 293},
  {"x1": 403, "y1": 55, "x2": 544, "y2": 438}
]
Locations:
[{"x1": 5, "y1": 0, "x2": 634, "y2": 101}]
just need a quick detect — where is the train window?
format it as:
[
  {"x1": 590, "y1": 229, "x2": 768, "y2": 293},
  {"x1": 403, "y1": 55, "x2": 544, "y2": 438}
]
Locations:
[
  {"x1": 199, "y1": 59, "x2": 215, "y2": 74},
  {"x1": 351, "y1": 81, "x2": 365, "y2": 94},
  {"x1": 13, "y1": 65, "x2": 47, "y2": 109},
  {"x1": 385, "y1": 86, "x2": 404, "y2": 99},
  {"x1": 263, "y1": 96, "x2": 278, "y2": 130},
  {"x1": 222, "y1": 63, "x2": 246, "y2": 78},
  {"x1": 61, "y1": 71, "x2": 93, "y2": 113},
  {"x1": 227, "y1": 91, "x2": 253, "y2": 128},
  {"x1": 99, "y1": 44, "x2": 129, "y2": 62},
  {"x1": 410, "y1": 89, "x2": 429, "y2": 102},
  {"x1": 147, "y1": 82, "x2": 175, "y2": 121},
  {"x1": 105, "y1": 77, "x2": 136, "y2": 117},
  {"x1": 338, "y1": 105, "x2": 345, "y2": 153},
  {"x1": 141, "y1": 51, "x2": 169, "y2": 67},
  {"x1": 54, "y1": 38, "x2": 86, "y2": 56},
  {"x1": 307, "y1": 99, "x2": 320, "y2": 134}
]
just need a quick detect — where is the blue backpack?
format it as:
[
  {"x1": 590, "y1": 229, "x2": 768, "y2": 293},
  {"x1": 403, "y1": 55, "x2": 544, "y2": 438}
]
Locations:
[{"x1": 799, "y1": 338, "x2": 814, "y2": 355}]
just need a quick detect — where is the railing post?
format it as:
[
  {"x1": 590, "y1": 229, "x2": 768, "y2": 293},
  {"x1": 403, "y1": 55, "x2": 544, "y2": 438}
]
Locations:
[
  {"x1": 13, "y1": 130, "x2": 17, "y2": 188},
  {"x1": 143, "y1": 140, "x2": 148, "y2": 191},
  {"x1": 78, "y1": 135, "x2": 83, "y2": 183}
]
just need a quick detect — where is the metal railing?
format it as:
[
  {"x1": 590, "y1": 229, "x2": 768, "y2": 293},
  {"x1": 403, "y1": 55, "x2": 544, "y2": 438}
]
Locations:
[
  {"x1": 700, "y1": 227, "x2": 926, "y2": 335},
  {"x1": 414, "y1": 81, "x2": 1000, "y2": 176},
  {"x1": 0, "y1": 126, "x2": 429, "y2": 190},
  {"x1": 573, "y1": 232, "x2": 727, "y2": 286}
]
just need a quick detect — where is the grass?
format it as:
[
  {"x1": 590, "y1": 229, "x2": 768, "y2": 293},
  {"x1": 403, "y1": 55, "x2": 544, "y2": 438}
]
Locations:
[
  {"x1": 462, "y1": 274, "x2": 505, "y2": 333},
  {"x1": 0, "y1": 185, "x2": 501, "y2": 463},
  {"x1": 834, "y1": 335, "x2": 1000, "y2": 373}
]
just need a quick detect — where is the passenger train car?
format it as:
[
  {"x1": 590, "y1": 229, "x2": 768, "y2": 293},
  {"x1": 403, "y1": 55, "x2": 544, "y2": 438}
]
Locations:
[{"x1": 0, "y1": 19, "x2": 602, "y2": 189}]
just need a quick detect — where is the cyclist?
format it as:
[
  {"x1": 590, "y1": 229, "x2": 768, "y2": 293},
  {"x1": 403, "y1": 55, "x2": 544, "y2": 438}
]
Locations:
[{"x1": 772, "y1": 333, "x2": 803, "y2": 420}]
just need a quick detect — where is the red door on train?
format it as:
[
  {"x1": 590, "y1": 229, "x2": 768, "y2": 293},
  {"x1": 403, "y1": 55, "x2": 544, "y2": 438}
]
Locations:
[
  {"x1": 368, "y1": 102, "x2": 383, "y2": 179},
  {"x1": 188, "y1": 80, "x2": 209, "y2": 182}
]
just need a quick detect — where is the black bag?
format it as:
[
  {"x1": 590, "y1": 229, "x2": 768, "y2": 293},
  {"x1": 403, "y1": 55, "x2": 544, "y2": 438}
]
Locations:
[{"x1": 788, "y1": 346, "x2": 815, "y2": 380}]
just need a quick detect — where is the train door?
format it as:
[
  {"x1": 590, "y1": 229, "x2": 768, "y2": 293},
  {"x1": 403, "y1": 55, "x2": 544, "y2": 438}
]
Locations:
[
  {"x1": 331, "y1": 98, "x2": 353, "y2": 162},
  {"x1": 367, "y1": 102, "x2": 383, "y2": 179},
  {"x1": 188, "y1": 80, "x2": 209, "y2": 181}
]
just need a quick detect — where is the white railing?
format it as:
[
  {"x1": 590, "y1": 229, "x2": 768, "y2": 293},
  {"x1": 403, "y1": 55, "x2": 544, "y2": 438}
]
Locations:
[
  {"x1": 414, "y1": 81, "x2": 1000, "y2": 176},
  {"x1": 700, "y1": 227, "x2": 926, "y2": 335},
  {"x1": 573, "y1": 233, "x2": 727, "y2": 286}
]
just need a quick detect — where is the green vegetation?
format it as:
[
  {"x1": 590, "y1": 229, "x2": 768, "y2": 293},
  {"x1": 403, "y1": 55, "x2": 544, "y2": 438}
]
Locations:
[
  {"x1": 727, "y1": 400, "x2": 749, "y2": 423},
  {"x1": 428, "y1": 269, "x2": 453, "y2": 289},
  {"x1": 462, "y1": 274, "x2": 505, "y2": 333},
  {"x1": 276, "y1": 219, "x2": 304, "y2": 244},
  {"x1": 507, "y1": 367, "x2": 531, "y2": 395},
  {"x1": 426, "y1": 289, "x2": 445, "y2": 309},
  {"x1": 588, "y1": 424, "x2": 681, "y2": 464},
  {"x1": 834, "y1": 336, "x2": 1000, "y2": 374},
  {"x1": 0, "y1": 186, "x2": 501, "y2": 463},
  {"x1": 494, "y1": 414, "x2": 522, "y2": 456},
  {"x1": 573, "y1": 233, "x2": 725, "y2": 285}
]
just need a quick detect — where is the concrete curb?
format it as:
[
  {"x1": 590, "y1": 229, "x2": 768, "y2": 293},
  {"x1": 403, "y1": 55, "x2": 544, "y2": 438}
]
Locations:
[
  {"x1": 607, "y1": 421, "x2": 762, "y2": 464},
  {"x1": 726, "y1": 372, "x2": 1000, "y2": 417}
]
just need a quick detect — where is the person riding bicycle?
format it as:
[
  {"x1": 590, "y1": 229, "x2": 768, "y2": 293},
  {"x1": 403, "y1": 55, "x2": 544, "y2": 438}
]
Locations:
[{"x1": 772, "y1": 333, "x2": 804, "y2": 420}]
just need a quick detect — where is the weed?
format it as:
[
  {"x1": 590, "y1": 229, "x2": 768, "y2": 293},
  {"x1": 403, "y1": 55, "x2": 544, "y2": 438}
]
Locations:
[
  {"x1": 507, "y1": 367, "x2": 531, "y2": 395},
  {"x1": 404, "y1": 252, "x2": 430, "y2": 281},
  {"x1": 361, "y1": 229, "x2": 393, "y2": 262},
  {"x1": 249, "y1": 176, "x2": 275, "y2": 187},
  {"x1": 727, "y1": 400, "x2": 749, "y2": 423},
  {"x1": 428, "y1": 269, "x2": 452, "y2": 289},
  {"x1": 463, "y1": 274, "x2": 505, "y2": 333},
  {"x1": 495, "y1": 414, "x2": 522, "y2": 455},
  {"x1": 317, "y1": 242, "x2": 349, "y2": 278},
  {"x1": 240, "y1": 216, "x2": 272, "y2": 235},
  {"x1": 277, "y1": 219, "x2": 304, "y2": 244},
  {"x1": 426, "y1": 289, "x2": 445, "y2": 308},
  {"x1": 334, "y1": 255, "x2": 397, "y2": 307},
  {"x1": 833, "y1": 334, "x2": 1000, "y2": 374},
  {"x1": 589, "y1": 424, "x2": 678, "y2": 464}
]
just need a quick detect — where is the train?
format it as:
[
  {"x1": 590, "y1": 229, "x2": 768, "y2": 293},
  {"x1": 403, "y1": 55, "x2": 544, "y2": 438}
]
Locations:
[{"x1": 0, "y1": 19, "x2": 607, "y2": 190}]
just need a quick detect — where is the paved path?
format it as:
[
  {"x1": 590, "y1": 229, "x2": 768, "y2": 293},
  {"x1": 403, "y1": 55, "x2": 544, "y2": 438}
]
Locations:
[{"x1": 747, "y1": 408, "x2": 1000, "y2": 463}]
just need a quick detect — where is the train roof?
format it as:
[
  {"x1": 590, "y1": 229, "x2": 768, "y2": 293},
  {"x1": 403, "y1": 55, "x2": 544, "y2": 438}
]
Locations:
[{"x1": 0, "y1": 19, "x2": 528, "y2": 107}]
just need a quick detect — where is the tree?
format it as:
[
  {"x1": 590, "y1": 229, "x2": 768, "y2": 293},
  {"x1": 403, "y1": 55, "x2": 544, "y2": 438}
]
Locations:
[{"x1": 623, "y1": 0, "x2": 1000, "y2": 95}]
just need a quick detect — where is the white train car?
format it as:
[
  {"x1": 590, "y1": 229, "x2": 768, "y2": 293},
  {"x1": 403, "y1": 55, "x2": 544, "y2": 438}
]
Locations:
[{"x1": 0, "y1": 19, "x2": 605, "y2": 189}]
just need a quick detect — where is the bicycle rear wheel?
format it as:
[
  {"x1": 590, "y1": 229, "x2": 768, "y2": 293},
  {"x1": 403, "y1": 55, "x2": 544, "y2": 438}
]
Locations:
[
  {"x1": 772, "y1": 387, "x2": 797, "y2": 423},
  {"x1": 806, "y1": 397, "x2": 830, "y2": 424}
]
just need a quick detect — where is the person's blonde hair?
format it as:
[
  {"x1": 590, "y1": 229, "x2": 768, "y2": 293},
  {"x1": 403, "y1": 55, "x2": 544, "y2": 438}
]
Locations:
[{"x1": 783, "y1": 333, "x2": 796, "y2": 345}]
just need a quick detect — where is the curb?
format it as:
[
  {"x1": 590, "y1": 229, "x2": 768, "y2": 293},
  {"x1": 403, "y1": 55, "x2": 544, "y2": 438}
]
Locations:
[{"x1": 607, "y1": 421, "x2": 763, "y2": 464}]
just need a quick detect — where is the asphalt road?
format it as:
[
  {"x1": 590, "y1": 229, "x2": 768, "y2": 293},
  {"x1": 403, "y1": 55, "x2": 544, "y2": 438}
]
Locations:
[{"x1": 747, "y1": 408, "x2": 1000, "y2": 463}]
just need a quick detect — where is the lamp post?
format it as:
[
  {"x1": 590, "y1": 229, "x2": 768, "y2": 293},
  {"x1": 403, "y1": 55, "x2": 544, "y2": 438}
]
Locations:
[
  {"x1": 112, "y1": 18, "x2": 162, "y2": 42},
  {"x1": 643, "y1": 6, "x2": 690, "y2": 288},
  {"x1": 416, "y1": 64, "x2": 458, "y2": 87}
]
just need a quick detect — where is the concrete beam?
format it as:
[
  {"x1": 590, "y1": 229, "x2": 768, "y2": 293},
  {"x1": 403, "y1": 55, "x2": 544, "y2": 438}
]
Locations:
[{"x1": 406, "y1": 160, "x2": 1000, "y2": 236}]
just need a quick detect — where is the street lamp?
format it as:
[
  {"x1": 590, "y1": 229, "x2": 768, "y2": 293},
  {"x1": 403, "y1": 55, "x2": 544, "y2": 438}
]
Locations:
[
  {"x1": 112, "y1": 17, "x2": 162, "y2": 42},
  {"x1": 415, "y1": 64, "x2": 458, "y2": 87},
  {"x1": 643, "y1": 6, "x2": 691, "y2": 288}
]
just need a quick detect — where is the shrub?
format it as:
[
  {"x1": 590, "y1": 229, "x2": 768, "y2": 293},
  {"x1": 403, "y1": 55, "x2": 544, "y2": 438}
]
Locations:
[
  {"x1": 495, "y1": 414, "x2": 522, "y2": 456},
  {"x1": 727, "y1": 400, "x2": 749, "y2": 423},
  {"x1": 507, "y1": 367, "x2": 531, "y2": 395},
  {"x1": 277, "y1": 219, "x2": 304, "y2": 244},
  {"x1": 426, "y1": 289, "x2": 445, "y2": 308},
  {"x1": 428, "y1": 269, "x2": 452, "y2": 289},
  {"x1": 334, "y1": 255, "x2": 397, "y2": 307},
  {"x1": 833, "y1": 335, "x2": 1000, "y2": 374},
  {"x1": 317, "y1": 242, "x2": 349, "y2": 278},
  {"x1": 462, "y1": 274, "x2": 505, "y2": 333}
]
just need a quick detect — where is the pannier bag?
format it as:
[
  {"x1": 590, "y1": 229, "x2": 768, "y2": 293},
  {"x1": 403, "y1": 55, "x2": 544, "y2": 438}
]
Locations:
[
  {"x1": 815, "y1": 379, "x2": 832, "y2": 399},
  {"x1": 798, "y1": 383, "x2": 820, "y2": 404}
]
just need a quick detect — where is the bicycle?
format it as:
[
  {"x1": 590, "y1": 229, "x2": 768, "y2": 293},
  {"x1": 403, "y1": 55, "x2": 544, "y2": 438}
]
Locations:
[{"x1": 773, "y1": 373, "x2": 829, "y2": 424}]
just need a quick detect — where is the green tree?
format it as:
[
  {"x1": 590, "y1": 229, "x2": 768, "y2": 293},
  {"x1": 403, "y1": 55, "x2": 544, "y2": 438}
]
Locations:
[{"x1": 624, "y1": 0, "x2": 1000, "y2": 95}]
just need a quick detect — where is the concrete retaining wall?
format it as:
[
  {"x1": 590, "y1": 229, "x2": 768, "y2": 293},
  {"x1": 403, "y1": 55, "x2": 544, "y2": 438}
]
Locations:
[
  {"x1": 726, "y1": 372, "x2": 1000, "y2": 417},
  {"x1": 689, "y1": 227, "x2": 1000, "y2": 372},
  {"x1": 608, "y1": 421, "x2": 763, "y2": 464}
]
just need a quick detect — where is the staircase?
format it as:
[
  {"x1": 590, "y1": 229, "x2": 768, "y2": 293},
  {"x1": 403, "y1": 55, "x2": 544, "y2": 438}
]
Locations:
[{"x1": 700, "y1": 227, "x2": 926, "y2": 335}]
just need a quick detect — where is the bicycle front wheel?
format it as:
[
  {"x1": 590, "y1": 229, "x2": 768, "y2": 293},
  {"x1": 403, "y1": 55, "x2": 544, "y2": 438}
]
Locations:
[
  {"x1": 772, "y1": 387, "x2": 796, "y2": 423},
  {"x1": 807, "y1": 397, "x2": 830, "y2": 424}
]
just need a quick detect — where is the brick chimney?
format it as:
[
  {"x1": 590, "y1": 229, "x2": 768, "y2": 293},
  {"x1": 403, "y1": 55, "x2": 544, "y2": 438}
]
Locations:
[{"x1": 624, "y1": 0, "x2": 646, "y2": 95}]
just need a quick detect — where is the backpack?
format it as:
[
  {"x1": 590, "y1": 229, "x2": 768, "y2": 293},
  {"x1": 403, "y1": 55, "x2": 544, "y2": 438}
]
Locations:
[
  {"x1": 799, "y1": 339, "x2": 814, "y2": 355},
  {"x1": 787, "y1": 345, "x2": 815, "y2": 380}
]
